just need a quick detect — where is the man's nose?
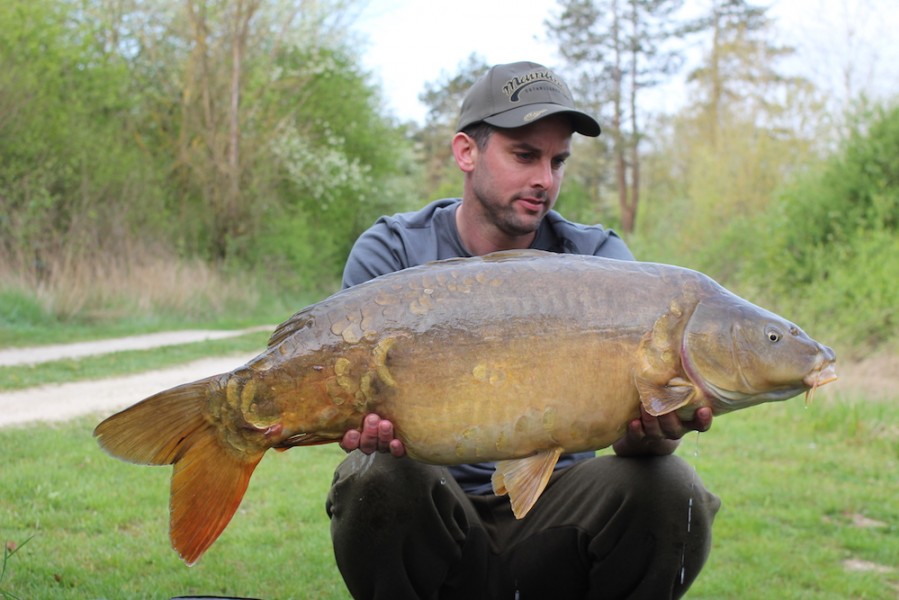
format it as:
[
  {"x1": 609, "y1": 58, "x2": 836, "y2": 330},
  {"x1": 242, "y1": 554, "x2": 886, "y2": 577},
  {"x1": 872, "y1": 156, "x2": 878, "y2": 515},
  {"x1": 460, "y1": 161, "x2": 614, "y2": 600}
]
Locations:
[{"x1": 531, "y1": 159, "x2": 554, "y2": 189}]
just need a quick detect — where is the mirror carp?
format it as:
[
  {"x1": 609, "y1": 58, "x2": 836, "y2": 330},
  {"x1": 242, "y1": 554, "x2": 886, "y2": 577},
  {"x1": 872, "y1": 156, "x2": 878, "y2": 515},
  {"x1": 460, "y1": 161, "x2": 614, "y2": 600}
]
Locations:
[{"x1": 94, "y1": 249, "x2": 837, "y2": 565}]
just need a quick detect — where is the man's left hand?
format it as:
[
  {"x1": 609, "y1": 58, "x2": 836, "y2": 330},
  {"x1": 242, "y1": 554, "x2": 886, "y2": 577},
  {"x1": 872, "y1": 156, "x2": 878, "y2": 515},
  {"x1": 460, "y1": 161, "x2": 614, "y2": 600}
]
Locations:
[{"x1": 612, "y1": 406, "x2": 713, "y2": 457}]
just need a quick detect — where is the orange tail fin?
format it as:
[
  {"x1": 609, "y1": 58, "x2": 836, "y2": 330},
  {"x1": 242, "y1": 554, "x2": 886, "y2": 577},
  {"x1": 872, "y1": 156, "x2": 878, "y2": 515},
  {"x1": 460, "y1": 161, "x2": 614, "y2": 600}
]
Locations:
[{"x1": 93, "y1": 377, "x2": 264, "y2": 565}]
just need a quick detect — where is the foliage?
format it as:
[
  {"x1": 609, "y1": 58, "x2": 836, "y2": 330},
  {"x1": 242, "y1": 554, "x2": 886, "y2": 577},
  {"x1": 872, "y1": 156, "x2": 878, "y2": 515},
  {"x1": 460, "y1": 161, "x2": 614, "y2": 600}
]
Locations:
[
  {"x1": 250, "y1": 43, "x2": 417, "y2": 292},
  {"x1": 635, "y1": 98, "x2": 899, "y2": 352},
  {"x1": 547, "y1": 0, "x2": 690, "y2": 233},
  {"x1": 741, "y1": 100, "x2": 899, "y2": 351},
  {"x1": 685, "y1": 0, "x2": 808, "y2": 147},
  {"x1": 0, "y1": 0, "x2": 895, "y2": 354},
  {"x1": 0, "y1": 0, "x2": 419, "y2": 317},
  {"x1": 415, "y1": 53, "x2": 488, "y2": 199},
  {"x1": 0, "y1": 0, "x2": 168, "y2": 275}
]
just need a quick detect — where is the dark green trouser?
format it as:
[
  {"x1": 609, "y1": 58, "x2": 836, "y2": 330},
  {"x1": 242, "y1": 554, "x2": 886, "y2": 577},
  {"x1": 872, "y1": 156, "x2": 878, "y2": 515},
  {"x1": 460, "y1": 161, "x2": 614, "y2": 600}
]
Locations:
[{"x1": 326, "y1": 452, "x2": 720, "y2": 600}]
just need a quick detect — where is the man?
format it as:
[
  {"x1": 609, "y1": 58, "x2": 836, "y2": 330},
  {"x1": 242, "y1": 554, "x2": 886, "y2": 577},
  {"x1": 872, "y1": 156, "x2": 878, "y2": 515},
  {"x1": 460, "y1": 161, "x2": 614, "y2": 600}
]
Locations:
[{"x1": 326, "y1": 61, "x2": 720, "y2": 599}]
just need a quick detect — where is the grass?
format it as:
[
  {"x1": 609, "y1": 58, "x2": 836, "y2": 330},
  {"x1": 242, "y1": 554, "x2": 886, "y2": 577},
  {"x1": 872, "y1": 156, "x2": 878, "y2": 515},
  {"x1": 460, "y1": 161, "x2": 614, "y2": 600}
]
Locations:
[
  {"x1": 1, "y1": 417, "x2": 347, "y2": 599},
  {"x1": 681, "y1": 394, "x2": 899, "y2": 599},
  {"x1": 0, "y1": 246, "x2": 314, "y2": 349},
  {"x1": 0, "y1": 265, "x2": 318, "y2": 350},
  {"x1": 1, "y1": 392, "x2": 896, "y2": 598},
  {"x1": 0, "y1": 292, "x2": 302, "y2": 349}
]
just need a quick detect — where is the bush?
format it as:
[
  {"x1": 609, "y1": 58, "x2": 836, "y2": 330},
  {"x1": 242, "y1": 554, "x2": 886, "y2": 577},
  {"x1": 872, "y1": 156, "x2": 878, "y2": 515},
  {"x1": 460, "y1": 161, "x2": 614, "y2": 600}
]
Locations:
[{"x1": 729, "y1": 100, "x2": 899, "y2": 351}]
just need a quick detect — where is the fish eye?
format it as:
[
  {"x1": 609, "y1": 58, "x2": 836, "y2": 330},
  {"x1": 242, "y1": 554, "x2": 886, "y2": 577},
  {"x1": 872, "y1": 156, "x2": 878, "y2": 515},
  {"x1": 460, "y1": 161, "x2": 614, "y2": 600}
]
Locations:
[{"x1": 766, "y1": 328, "x2": 782, "y2": 343}]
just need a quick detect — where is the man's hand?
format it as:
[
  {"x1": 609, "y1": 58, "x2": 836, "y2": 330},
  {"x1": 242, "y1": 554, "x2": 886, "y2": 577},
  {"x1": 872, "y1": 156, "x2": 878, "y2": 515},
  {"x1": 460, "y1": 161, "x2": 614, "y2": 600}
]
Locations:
[
  {"x1": 340, "y1": 413, "x2": 407, "y2": 457},
  {"x1": 612, "y1": 406, "x2": 713, "y2": 457}
]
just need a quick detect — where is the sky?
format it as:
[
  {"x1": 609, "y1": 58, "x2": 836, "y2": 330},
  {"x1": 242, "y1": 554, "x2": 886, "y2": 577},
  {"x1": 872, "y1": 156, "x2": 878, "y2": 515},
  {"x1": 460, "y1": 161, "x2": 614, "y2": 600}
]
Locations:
[{"x1": 352, "y1": 0, "x2": 899, "y2": 124}]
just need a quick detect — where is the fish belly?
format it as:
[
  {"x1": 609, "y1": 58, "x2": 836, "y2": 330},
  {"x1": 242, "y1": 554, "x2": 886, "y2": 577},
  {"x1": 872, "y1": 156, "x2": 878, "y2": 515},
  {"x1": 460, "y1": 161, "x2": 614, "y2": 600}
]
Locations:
[{"x1": 340, "y1": 324, "x2": 642, "y2": 464}]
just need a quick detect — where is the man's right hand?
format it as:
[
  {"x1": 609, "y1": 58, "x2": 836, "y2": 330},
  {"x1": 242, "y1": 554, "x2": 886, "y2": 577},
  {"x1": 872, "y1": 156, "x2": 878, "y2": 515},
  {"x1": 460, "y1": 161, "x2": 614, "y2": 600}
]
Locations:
[{"x1": 340, "y1": 413, "x2": 407, "y2": 457}]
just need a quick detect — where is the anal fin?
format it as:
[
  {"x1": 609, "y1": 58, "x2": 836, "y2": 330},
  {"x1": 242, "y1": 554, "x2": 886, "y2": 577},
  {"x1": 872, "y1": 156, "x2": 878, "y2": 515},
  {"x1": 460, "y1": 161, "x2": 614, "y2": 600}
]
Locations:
[{"x1": 492, "y1": 447, "x2": 563, "y2": 519}]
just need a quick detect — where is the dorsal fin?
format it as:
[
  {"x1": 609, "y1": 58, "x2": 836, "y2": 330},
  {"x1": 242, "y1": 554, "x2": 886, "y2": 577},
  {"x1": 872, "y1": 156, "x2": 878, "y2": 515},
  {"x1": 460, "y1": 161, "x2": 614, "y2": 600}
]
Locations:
[{"x1": 267, "y1": 308, "x2": 316, "y2": 348}]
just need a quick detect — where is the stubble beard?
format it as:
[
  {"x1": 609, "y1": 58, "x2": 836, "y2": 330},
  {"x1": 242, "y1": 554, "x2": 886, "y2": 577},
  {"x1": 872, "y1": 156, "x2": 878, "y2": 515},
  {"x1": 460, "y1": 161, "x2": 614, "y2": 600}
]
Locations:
[{"x1": 472, "y1": 185, "x2": 549, "y2": 239}]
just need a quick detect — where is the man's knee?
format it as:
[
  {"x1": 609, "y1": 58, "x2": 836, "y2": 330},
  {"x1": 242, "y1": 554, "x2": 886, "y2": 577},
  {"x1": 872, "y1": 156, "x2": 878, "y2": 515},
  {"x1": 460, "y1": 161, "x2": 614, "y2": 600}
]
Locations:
[
  {"x1": 576, "y1": 454, "x2": 718, "y2": 510},
  {"x1": 326, "y1": 452, "x2": 490, "y2": 599},
  {"x1": 623, "y1": 455, "x2": 720, "y2": 526},
  {"x1": 327, "y1": 451, "x2": 443, "y2": 522}
]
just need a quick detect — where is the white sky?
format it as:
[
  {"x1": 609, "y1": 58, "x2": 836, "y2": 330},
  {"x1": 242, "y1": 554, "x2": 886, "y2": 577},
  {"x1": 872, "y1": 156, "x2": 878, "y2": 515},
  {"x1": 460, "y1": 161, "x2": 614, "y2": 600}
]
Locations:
[{"x1": 353, "y1": 0, "x2": 899, "y2": 124}]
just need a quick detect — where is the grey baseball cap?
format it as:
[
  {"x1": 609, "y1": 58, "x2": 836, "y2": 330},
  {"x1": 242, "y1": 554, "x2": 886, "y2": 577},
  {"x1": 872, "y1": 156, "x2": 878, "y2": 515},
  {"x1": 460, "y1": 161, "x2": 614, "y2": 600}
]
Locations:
[{"x1": 456, "y1": 61, "x2": 600, "y2": 136}]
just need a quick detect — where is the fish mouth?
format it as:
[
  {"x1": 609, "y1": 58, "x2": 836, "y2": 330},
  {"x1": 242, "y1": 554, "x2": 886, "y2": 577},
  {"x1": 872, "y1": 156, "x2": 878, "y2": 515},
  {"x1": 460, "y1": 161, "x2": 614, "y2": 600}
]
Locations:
[
  {"x1": 803, "y1": 361, "x2": 838, "y2": 405},
  {"x1": 803, "y1": 362, "x2": 838, "y2": 389}
]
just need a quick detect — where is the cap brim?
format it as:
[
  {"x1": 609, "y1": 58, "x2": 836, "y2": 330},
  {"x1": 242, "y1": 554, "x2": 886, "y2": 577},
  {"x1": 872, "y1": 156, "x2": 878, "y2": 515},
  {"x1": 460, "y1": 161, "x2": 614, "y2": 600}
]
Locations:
[{"x1": 483, "y1": 104, "x2": 601, "y2": 137}]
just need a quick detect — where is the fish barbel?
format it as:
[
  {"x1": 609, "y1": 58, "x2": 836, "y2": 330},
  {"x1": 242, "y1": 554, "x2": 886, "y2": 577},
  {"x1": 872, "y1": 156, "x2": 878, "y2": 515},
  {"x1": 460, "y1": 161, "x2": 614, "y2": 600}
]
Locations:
[{"x1": 94, "y1": 250, "x2": 837, "y2": 565}]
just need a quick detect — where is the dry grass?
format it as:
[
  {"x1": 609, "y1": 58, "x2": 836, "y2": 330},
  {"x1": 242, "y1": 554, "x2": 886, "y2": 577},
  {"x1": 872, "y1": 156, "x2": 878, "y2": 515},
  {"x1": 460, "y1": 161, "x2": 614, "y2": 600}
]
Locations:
[
  {"x1": 0, "y1": 242, "x2": 261, "y2": 323},
  {"x1": 817, "y1": 352, "x2": 899, "y2": 404}
]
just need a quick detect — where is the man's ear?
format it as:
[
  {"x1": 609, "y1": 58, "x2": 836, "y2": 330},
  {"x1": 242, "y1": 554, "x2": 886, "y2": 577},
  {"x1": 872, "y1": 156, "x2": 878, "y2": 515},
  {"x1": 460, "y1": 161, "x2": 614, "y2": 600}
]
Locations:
[{"x1": 452, "y1": 132, "x2": 478, "y2": 173}]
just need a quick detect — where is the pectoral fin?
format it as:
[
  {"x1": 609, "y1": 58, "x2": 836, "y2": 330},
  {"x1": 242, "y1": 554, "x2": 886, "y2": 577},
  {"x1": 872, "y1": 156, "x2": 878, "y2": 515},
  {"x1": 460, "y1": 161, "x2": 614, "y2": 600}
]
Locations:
[
  {"x1": 492, "y1": 447, "x2": 563, "y2": 519},
  {"x1": 636, "y1": 376, "x2": 695, "y2": 416}
]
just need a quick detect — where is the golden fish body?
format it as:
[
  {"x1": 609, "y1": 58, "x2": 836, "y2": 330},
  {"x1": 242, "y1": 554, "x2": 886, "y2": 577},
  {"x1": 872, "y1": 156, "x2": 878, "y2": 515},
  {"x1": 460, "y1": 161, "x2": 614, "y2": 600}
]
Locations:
[{"x1": 94, "y1": 250, "x2": 837, "y2": 565}]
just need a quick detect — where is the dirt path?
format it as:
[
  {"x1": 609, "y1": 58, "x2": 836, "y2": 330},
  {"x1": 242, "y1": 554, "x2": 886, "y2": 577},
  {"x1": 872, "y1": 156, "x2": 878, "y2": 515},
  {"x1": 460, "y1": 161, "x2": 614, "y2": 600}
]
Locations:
[
  {"x1": 0, "y1": 326, "x2": 271, "y2": 367},
  {"x1": 0, "y1": 328, "x2": 268, "y2": 429}
]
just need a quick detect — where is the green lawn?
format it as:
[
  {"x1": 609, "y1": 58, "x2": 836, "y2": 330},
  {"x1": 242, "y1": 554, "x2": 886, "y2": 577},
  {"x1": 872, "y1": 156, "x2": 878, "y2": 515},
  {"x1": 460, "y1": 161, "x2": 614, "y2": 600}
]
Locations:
[
  {"x1": 1, "y1": 392, "x2": 896, "y2": 598},
  {"x1": 1, "y1": 418, "x2": 347, "y2": 599}
]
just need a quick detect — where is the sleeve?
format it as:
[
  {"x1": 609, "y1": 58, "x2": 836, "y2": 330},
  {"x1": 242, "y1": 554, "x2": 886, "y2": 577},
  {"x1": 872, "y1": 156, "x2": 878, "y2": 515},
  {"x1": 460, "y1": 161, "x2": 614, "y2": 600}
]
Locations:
[
  {"x1": 543, "y1": 211, "x2": 636, "y2": 261},
  {"x1": 594, "y1": 231, "x2": 636, "y2": 261},
  {"x1": 341, "y1": 219, "x2": 408, "y2": 289}
]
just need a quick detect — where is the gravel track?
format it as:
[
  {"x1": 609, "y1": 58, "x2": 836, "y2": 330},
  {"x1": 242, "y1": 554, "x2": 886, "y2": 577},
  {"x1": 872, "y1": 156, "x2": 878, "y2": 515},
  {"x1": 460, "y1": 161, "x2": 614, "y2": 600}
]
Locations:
[{"x1": 0, "y1": 329, "x2": 267, "y2": 429}]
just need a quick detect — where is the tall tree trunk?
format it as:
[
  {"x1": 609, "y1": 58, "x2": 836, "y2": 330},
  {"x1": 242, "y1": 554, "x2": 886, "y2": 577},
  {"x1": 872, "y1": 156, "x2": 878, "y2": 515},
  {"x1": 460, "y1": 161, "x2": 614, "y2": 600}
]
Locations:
[
  {"x1": 226, "y1": 0, "x2": 258, "y2": 248},
  {"x1": 610, "y1": 0, "x2": 632, "y2": 234},
  {"x1": 622, "y1": 0, "x2": 640, "y2": 234},
  {"x1": 708, "y1": 0, "x2": 724, "y2": 149}
]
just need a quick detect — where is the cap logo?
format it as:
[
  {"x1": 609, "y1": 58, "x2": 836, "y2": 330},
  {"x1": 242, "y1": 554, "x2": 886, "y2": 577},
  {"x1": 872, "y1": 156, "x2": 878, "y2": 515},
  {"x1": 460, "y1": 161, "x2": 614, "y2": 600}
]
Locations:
[
  {"x1": 523, "y1": 109, "x2": 549, "y2": 122},
  {"x1": 502, "y1": 69, "x2": 570, "y2": 103}
]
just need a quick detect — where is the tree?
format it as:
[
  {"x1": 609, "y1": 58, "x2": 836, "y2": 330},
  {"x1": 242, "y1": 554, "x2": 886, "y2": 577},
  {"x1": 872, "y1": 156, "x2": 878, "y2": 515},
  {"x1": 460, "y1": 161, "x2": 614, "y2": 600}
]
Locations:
[
  {"x1": 547, "y1": 0, "x2": 687, "y2": 234},
  {"x1": 686, "y1": 0, "x2": 808, "y2": 148},
  {"x1": 736, "y1": 100, "x2": 898, "y2": 350},
  {"x1": 107, "y1": 0, "x2": 412, "y2": 287},
  {"x1": 415, "y1": 54, "x2": 489, "y2": 198},
  {"x1": 0, "y1": 0, "x2": 416, "y2": 298},
  {"x1": 629, "y1": 0, "x2": 825, "y2": 281},
  {"x1": 0, "y1": 0, "x2": 166, "y2": 279}
]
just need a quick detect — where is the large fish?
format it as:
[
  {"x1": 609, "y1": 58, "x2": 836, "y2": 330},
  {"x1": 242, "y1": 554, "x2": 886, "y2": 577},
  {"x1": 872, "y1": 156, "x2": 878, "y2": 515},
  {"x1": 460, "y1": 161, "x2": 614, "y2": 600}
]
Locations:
[{"x1": 94, "y1": 250, "x2": 837, "y2": 565}]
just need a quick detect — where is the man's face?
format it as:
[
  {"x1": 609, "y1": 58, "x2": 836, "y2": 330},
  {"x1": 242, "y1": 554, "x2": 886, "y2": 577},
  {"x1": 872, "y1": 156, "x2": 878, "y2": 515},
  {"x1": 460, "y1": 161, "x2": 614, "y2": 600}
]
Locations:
[{"x1": 470, "y1": 115, "x2": 573, "y2": 238}]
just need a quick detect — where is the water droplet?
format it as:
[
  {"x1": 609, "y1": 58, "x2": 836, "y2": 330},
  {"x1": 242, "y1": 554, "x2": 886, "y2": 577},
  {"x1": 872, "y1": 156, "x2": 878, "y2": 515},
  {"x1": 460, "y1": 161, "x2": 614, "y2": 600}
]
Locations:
[
  {"x1": 687, "y1": 497, "x2": 693, "y2": 533},
  {"x1": 680, "y1": 464, "x2": 699, "y2": 586}
]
